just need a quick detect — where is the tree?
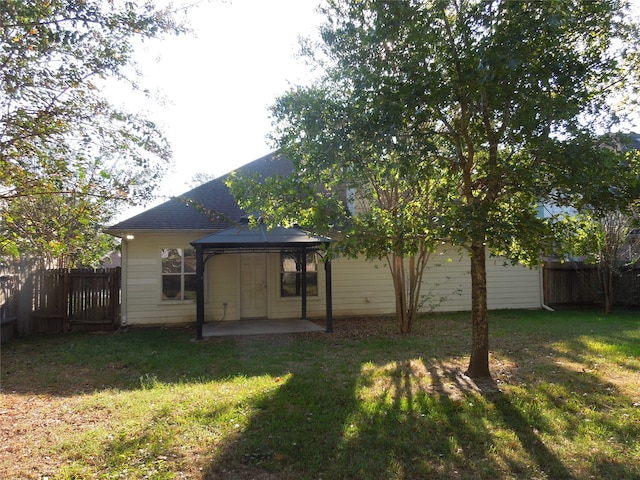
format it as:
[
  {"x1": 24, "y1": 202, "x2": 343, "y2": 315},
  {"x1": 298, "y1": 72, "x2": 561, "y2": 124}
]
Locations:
[
  {"x1": 186, "y1": 172, "x2": 217, "y2": 189},
  {"x1": 0, "y1": 0, "x2": 187, "y2": 265},
  {"x1": 556, "y1": 134, "x2": 640, "y2": 312},
  {"x1": 1, "y1": 182, "x2": 119, "y2": 269},
  {"x1": 236, "y1": 0, "x2": 640, "y2": 377},
  {"x1": 589, "y1": 209, "x2": 640, "y2": 312}
]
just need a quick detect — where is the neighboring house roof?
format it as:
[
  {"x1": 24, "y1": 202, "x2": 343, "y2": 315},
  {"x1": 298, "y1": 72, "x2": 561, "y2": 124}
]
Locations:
[
  {"x1": 625, "y1": 132, "x2": 640, "y2": 151},
  {"x1": 606, "y1": 131, "x2": 640, "y2": 153},
  {"x1": 105, "y1": 152, "x2": 293, "y2": 235}
]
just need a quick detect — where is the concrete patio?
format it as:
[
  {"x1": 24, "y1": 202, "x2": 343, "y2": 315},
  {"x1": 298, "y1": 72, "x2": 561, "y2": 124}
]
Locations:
[{"x1": 201, "y1": 319, "x2": 325, "y2": 337}]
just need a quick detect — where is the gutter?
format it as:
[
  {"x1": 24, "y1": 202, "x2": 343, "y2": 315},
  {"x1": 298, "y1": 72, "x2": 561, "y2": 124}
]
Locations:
[{"x1": 120, "y1": 236, "x2": 129, "y2": 327}]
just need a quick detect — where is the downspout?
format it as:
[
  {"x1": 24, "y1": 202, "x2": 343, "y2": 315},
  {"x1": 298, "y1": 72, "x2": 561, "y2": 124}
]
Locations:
[
  {"x1": 540, "y1": 265, "x2": 554, "y2": 312},
  {"x1": 120, "y1": 236, "x2": 129, "y2": 326}
]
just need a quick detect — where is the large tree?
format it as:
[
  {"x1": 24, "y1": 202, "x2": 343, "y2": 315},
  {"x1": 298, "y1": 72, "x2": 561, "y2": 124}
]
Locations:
[
  {"x1": 237, "y1": 0, "x2": 640, "y2": 377},
  {"x1": 0, "y1": 0, "x2": 186, "y2": 265}
]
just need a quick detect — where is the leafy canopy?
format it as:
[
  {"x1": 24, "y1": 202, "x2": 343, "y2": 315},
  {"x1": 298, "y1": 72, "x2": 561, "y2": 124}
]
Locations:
[{"x1": 0, "y1": 0, "x2": 187, "y2": 265}]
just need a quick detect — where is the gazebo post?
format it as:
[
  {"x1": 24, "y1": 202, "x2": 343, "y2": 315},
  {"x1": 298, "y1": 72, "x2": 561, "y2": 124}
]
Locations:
[
  {"x1": 301, "y1": 247, "x2": 307, "y2": 320},
  {"x1": 195, "y1": 244, "x2": 205, "y2": 341},
  {"x1": 325, "y1": 258, "x2": 333, "y2": 333}
]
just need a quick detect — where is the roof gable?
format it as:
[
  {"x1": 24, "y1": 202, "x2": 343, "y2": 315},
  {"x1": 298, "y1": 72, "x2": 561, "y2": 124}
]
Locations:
[{"x1": 106, "y1": 152, "x2": 293, "y2": 234}]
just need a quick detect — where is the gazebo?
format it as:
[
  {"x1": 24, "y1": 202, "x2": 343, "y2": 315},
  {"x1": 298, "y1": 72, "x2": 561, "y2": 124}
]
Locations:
[{"x1": 190, "y1": 220, "x2": 333, "y2": 340}]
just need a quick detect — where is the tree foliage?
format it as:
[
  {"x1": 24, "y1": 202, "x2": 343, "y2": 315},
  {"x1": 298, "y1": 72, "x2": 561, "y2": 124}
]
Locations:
[
  {"x1": 0, "y1": 0, "x2": 187, "y2": 265},
  {"x1": 1, "y1": 191, "x2": 118, "y2": 268}
]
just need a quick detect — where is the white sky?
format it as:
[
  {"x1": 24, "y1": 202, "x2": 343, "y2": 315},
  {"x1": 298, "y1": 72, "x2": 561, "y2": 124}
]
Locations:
[{"x1": 116, "y1": 0, "x2": 323, "y2": 214}]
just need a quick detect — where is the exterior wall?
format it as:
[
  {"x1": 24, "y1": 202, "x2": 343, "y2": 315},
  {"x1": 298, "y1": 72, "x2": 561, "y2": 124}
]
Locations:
[
  {"x1": 122, "y1": 231, "x2": 208, "y2": 326},
  {"x1": 122, "y1": 233, "x2": 542, "y2": 326},
  {"x1": 329, "y1": 246, "x2": 541, "y2": 317},
  {"x1": 205, "y1": 254, "x2": 240, "y2": 321},
  {"x1": 485, "y1": 256, "x2": 541, "y2": 310}
]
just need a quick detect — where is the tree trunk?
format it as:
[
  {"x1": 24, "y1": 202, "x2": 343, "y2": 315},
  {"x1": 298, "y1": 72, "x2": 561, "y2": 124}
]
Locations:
[
  {"x1": 466, "y1": 241, "x2": 491, "y2": 378},
  {"x1": 390, "y1": 255, "x2": 411, "y2": 333},
  {"x1": 388, "y1": 250, "x2": 430, "y2": 334},
  {"x1": 605, "y1": 267, "x2": 614, "y2": 314},
  {"x1": 598, "y1": 264, "x2": 613, "y2": 314}
]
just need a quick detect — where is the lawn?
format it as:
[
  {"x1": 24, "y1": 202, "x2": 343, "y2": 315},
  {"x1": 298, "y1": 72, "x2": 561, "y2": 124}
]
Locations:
[{"x1": 1, "y1": 310, "x2": 639, "y2": 479}]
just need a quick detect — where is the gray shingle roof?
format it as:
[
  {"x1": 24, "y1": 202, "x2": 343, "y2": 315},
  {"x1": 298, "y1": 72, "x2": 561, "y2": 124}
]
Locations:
[
  {"x1": 626, "y1": 132, "x2": 640, "y2": 151},
  {"x1": 191, "y1": 221, "x2": 332, "y2": 251},
  {"x1": 105, "y1": 152, "x2": 293, "y2": 235}
]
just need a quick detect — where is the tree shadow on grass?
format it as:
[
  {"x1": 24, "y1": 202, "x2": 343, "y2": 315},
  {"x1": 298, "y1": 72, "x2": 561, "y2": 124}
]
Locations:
[
  {"x1": 201, "y1": 345, "x2": 640, "y2": 480},
  {"x1": 490, "y1": 333, "x2": 640, "y2": 479},
  {"x1": 425, "y1": 362, "x2": 578, "y2": 480},
  {"x1": 202, "y1": 355, "x2": 532, "y2": 479},
  {"x1": 488, "y1": 391, "x2": 576, "y2": 479},
  {"x1": 4, "y1": 315, "x2": 640, "y2": 479}
]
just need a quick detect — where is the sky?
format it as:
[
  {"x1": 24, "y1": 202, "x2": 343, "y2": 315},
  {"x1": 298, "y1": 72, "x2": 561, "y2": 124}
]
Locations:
[{"x1": 115, "y1": 0, "x2": 324, "y2": 215}]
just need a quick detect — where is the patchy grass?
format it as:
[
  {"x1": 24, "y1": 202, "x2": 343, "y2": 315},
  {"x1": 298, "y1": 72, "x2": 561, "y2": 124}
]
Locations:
[{"x1": 1, "y1": 311, "x2": 639, "y2": 479}]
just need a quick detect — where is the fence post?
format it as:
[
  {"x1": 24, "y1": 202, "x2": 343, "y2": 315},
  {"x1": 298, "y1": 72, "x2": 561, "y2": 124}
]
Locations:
[
  {"x1": 111, "y1": 267, "x2": 121, "y2": 328},
  {"x1": 64, "y1": 269, "x2": 70, "y2": 332}
]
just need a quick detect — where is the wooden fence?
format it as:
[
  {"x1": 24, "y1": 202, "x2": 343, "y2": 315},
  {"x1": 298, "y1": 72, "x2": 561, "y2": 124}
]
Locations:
[
  {"x1": 27, "y1": 268, "x2": 121, "y2": 335},
  {"x1": 1, "y1": 273, "x2": 19, "y2": 343},
  {"x1": 543, "y1": 262, "x2": 640, "y2": 308}
]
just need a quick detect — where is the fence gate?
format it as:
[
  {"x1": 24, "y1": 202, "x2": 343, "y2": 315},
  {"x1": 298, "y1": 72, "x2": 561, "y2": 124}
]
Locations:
[{"x1": 30, "y1": 268, "x2": 121, "y2": 334}]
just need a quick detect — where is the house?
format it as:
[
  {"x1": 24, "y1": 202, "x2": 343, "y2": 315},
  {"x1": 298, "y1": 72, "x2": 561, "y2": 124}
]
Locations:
[{"x1": 105, "y1": 152, "x2": 543, "y2": 330}]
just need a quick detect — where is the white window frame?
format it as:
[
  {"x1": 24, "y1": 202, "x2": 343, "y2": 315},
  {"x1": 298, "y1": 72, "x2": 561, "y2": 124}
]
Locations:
[{"x1": 160, "y1": 247, "x2": 197, "y2": 301}]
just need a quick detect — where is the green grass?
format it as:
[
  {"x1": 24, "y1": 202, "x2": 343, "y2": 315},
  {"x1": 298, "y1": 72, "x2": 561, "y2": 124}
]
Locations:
[{"x1": 1, "y1": 310, "x2": 640, "y2": 479}]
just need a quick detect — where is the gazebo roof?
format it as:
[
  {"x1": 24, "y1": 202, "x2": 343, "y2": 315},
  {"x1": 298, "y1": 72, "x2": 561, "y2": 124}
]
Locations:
[{"x1": 190, "y1": 220, "x2": 332, "y2": 252}]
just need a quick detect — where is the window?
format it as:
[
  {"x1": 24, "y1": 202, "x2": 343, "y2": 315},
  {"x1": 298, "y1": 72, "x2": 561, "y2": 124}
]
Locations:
[
  {"x1": 161, "y1": 248, "x2": 196, "y2": 300},
  {"x1": 280, "y1": 251, "x2": 318, "y2": 297}
]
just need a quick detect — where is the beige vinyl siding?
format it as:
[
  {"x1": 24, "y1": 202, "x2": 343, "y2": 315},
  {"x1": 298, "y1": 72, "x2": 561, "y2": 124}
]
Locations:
[
  {"x1": 327, "y1": 246, "x2": 540, "y2": 317},
  {"x1": 122, "y1": 234, "x2": 542, "y2": 326},
  {"x1": 205, "y1": 254, "x2": 240, "y2": 321},
  {"x1": 123, "y1": 232, "x2": 209, "y2": 326},
  {"x1": 328, "y1": 247, "x2": 471, "y2": 316},
  {"x1": 330, "y1": 257, "x2": 395, "y2": 316},
  {"x1": 486, "y1": 257, "x2": 541, "y2": 309}
]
